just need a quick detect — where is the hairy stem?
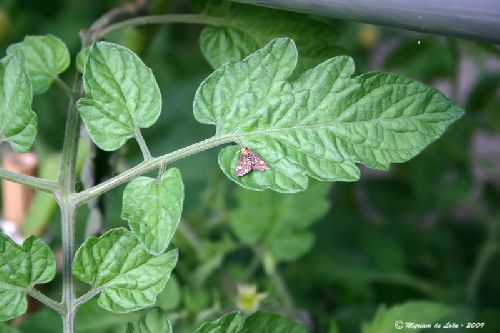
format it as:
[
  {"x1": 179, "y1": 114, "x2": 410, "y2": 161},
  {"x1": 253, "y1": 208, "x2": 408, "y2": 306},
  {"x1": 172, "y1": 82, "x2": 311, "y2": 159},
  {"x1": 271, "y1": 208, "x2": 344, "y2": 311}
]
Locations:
[
  {"x1": 74, "y1": 287, "x2": 102, "y2": 309},
  {"x1": 0, "y1": 167, "x2": 59, "y2": 193},
  {"x1": 73, "y1": 135, "x2": 236, "y2": 206},
  {"x1": 58, "y1": 40, "x2": 86, "y2": 333},
  {"x1": 27, "y1": 288, "x2": 65, "y2": 315},
  {"x1": 54, "y1": 76, "x2": 75, "y2": 97},
  {"x1": 134, "y1": 128, "x2": 152, "y2": 161},
  {"x1": 96, "y1": 13, "x2": 224, "y2": 38}
]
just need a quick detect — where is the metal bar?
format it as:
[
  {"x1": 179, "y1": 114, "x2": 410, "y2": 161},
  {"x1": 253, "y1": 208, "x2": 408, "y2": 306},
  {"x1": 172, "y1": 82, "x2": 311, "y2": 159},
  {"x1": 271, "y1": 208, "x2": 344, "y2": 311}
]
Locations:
[{"x1": 232, "y1": 0, "x2": 500, "y2": 44}]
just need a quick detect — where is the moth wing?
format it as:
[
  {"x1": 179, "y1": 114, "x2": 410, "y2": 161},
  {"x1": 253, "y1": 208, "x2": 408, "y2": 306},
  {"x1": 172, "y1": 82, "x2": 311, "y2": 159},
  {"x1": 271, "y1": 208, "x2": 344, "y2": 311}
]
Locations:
[
  {"x1": 236, "y1": 157, "x2": 252, "y2": 176},
  {"x1": 251, "y1": 154, "x2": 270, "y2": 171}
]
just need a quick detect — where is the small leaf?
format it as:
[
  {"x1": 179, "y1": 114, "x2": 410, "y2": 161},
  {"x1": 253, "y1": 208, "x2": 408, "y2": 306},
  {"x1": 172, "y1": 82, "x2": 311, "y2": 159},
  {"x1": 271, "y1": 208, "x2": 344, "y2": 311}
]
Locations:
[
  {"x1": 22, "y1": 236, "x2": 56, "y2": 284},
  {"x1": 76, "y1": 42, "x2": 161, "y2": 151},
  {"x1": 229, "y1": 181, "x2": 330, "y2": 261},
  {"x1": 0, "y1": 233, "x2": 56, "y2": 321},
  {"x1": 122, "y1": 168, "x2": 184, "y2": 255},
  {"x1": 72, "y1": 228, "x2": 178, "y2": 313},
  {"x1": 194, "y1": 38, "x2": 464, "y2": 193},
  {"x1": 76, "y1": 47, "x2": 90, "y2": 74},
  {"x1": 200, "y1": 3, "x2": 344, "y2": 73},
  {"x1": 125, "y1": 307, "x2": 172, "y2": 333},
  {"x1": 194, "y1": 311, "x2": 244, "y2": 333},
  {"x1": 7, "y1": 35, "x2": 70, "y2": 94},
  {"x1": 362, "y1": 301, "x2": 454, "y2": 333},
  {"x1": 154, "y1": 274, "x2": 181, "y2": 311},
  {"x1": 0, "y1": 53, "x2": 37, "y2": 153},
  {"x1": 241, "y1": 311, "x2": 306, "y2": 333}
]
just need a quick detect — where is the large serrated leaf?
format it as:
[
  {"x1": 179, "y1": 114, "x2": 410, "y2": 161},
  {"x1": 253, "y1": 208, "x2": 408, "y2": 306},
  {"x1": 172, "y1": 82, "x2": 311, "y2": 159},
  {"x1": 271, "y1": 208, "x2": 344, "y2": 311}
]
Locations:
[
  {"x1": 194, "y1": 38, "x2": 464, "y2": 193},
  {"x1": 200, "y1": 3, "x2": 344, "y2": 73},
  {"x1": 194, "y1": 311, "x2": 244, "y2": 333},
  {"x1": 72, "y1": 228, "x2": 178, "y2": 313},
  {"x1": 7, "y1": 35, "x2": 70, "y2": 94},
  {"x1": 230, "y1": 181, "x2": 330, "y2": 261},
  {"x1": 125, "y1": 307, "x2": 172, "y2": 333},
  {"x1": 0, "y1": 234, "x2": 55, "y2": 321},
  {"x1": 76, "y1": 42, "x2": 161, "y2": 151},
  {"x1": 0, "y1": 53, "x2": 37, "y2": 153},
  {"x1": 122, "y1": 168, "x2": 184, "y2": 255}
]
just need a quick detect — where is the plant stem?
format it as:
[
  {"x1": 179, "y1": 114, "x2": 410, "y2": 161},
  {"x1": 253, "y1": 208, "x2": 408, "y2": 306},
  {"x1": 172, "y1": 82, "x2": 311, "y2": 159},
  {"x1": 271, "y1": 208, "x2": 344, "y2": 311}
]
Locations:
[
  {"x1": 467, "y1": 217, "x2": 499, "y2": 303},
  {"x1": 0, "y1": 167, "x2": 59, "y2": 193},
  {"x1": 27, "y1": 288, "x2": 65, "y2": 315},
  {"x1": 96, "y1": 14, "x2": 225, "y2": 38},
  {"x1": 134, "y1": 128, "x2": 152, "y2": 161},
  {"x1": 73, "y1": 135, "x2": 236, "y2": 206},
  {"x1": 58, "y1": 55, "x2": 84, "y2": 333},
  {"x1": 54, "y1": 77, "x2": 74, "y2": 97},
  {"x1": 74, "y1": 288, "x2": 102, "y2": 309}
]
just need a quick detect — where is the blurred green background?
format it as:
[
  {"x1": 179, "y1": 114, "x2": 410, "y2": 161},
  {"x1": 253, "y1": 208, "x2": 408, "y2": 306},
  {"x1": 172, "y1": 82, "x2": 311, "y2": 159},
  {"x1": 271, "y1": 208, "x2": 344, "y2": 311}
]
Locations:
[{"x1": 0, "y1": 0, "x2": 499, "y2": 332}]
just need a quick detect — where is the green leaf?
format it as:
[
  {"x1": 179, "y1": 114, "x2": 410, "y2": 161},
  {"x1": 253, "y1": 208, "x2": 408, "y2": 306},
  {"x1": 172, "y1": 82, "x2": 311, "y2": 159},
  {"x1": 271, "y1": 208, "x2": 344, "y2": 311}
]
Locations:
[
  {"x1": 72, "y1": 228, "x2": 178, "y2": 313},
  {"x1": 76, "y1": 299, "x2": 139, "y2": 333},
  {"x1": 230, "y1": 181, "x2": 330, "y2": 261},
  {"x1": 200, "y1": 3, "x2": 344, "y2": 73},
  {"x1": 76, "y1": 42, "x2": 161, "y2": 151},
  {"x1": 0, "y1": 53, "x2": 37, "y2": 153},
  {"x1": 154, "y1": 274, "x2": 181, "y2": 311},
  {"x1": 76, "y1": 47, "x2": 90, "y2": 74},
  {"x1": 0, "y1": 234, "x2": 56, "y2": 321},
  {"x1": 122, "y1": 168, "x2": 184, "y2": 255},
  {"x1": 7, "y1": 35, "x2": 70, "y2": 94},
  {"x1": 124, "y1": 308, "x2": 171, "y2": 333},
  {"x1": 194, "y1": 311, "x2": 244, "y2": 333},
  {"x1": 362, "y1": 301, "x2": 454, "y2": 333},
  {"x1": 241, "y1": 312, "x2": 306, "y2": 333},
  {"x1": 194, "y1": 38, "x2": 464, "y2": 193}
]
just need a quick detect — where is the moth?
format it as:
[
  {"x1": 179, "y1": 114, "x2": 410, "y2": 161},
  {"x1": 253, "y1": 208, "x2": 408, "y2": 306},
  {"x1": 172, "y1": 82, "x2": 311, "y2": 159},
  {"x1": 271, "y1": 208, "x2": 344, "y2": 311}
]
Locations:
[{"x1": 236, "y1": 147, "x2": 270, "y2": 176}]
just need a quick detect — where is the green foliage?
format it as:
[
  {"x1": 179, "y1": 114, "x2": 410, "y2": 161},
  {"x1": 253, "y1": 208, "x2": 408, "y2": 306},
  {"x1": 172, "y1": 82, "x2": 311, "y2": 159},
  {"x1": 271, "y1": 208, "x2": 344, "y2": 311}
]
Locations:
[
  {"x1": 200, "y1": 3, "x2": 344, "y2": 73},
  {"x1": 7, "y1": 35, "x2": 70, "y2": 94},
  {"x1": 195, "y1": 311, "x2": 306, "y2": 333},
  {"x1": 77, "y1": 42, "x2": 161, "y2": 151},
  {"x1": 0, "y1": 53, "x2": 37, "y2": 153},
  {"x1": 122, "y1": 168, "x2": 184, "y2": 255},
  {"x1": 0, "y1": 234, "x2": 55, "y2": 321},
  {"x1": 194, "y1": 311, "x2": 244, "y2": 333},
  {"x1": 72, "y1": 228, "x2": 178, "y2": 313},
  {"x1": 362, "y1": 302, "x2": 454, "y2": 333},
  {"x1": 241, "y1": 312, "x2": 307, "y2": 333},
  {"x1": 124, "y1": 308, "x2": 172, "y2": 333},
  {"x1": 195, "y1": 38, "x2": 464, "y2": 193},
  {"x1": 230, "y1": 181, "x2": 330, "y2": 261}
]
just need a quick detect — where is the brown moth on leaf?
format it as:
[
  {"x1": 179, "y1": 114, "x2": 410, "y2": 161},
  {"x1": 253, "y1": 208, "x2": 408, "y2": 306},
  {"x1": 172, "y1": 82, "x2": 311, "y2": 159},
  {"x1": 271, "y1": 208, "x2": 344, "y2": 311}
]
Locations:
[{"x1": 236, "y1": 147, "x2": 270, "y2": 176}]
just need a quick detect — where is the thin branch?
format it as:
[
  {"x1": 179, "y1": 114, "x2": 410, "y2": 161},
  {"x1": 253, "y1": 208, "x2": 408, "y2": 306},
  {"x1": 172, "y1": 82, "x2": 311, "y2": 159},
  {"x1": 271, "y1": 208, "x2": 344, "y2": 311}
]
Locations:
[
  {"x1": 27, "y1": 288, "x2": 65, "y2": 315},
  {"x1": 0, "y1": 167, "x2": 60, "y2": 193},
  {"x1": 73, "y1": 134, "x2": 236, "y2": 206},
  {"x1": 54, "y1": 77, "x2": 74, "y2": 97},
  {"x1": 134, "y1": 128, "x2": 152, "y2": 161},
  {"x1": 74, "y1": 288, "x2": 102, "y2": 309},
  {"x1": 467, "y1": 217, "x2": 499, "y2": 302},
  {"x1": 96, "y1": 14, "x2": 225, "y2": 39}
]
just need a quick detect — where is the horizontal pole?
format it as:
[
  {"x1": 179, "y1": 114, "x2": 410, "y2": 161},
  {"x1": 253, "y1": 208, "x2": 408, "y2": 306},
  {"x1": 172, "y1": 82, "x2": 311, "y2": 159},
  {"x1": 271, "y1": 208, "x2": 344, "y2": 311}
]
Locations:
[{"x1": 233, "y1": 0, "x2": 500, "y2": 44}]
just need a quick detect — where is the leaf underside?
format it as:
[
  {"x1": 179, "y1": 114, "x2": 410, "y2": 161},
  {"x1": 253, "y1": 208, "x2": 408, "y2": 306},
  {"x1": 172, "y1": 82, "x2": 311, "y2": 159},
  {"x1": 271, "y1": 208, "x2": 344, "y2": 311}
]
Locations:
[
  {"x1": 72, "y1": 228, "x2": 178, "y2": 313},
  {"x1": 0, "y1": 53, "x2": 37, "y2": 153},
  {"x1": 194, "y1": 38, "x2": 464, "y2": 193},
  {"x1": 0, "y1": 234, "x2": 55, "y2": 321},
  {"x1": 7, "y1": 34, "x2": 70, "y2": 94},
  {"x1": 122, "y1": 168, "x2": 185, "y2": 255},
  {"x1": 77, "y1": 41, "x2": 161, "y2": 151}
]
